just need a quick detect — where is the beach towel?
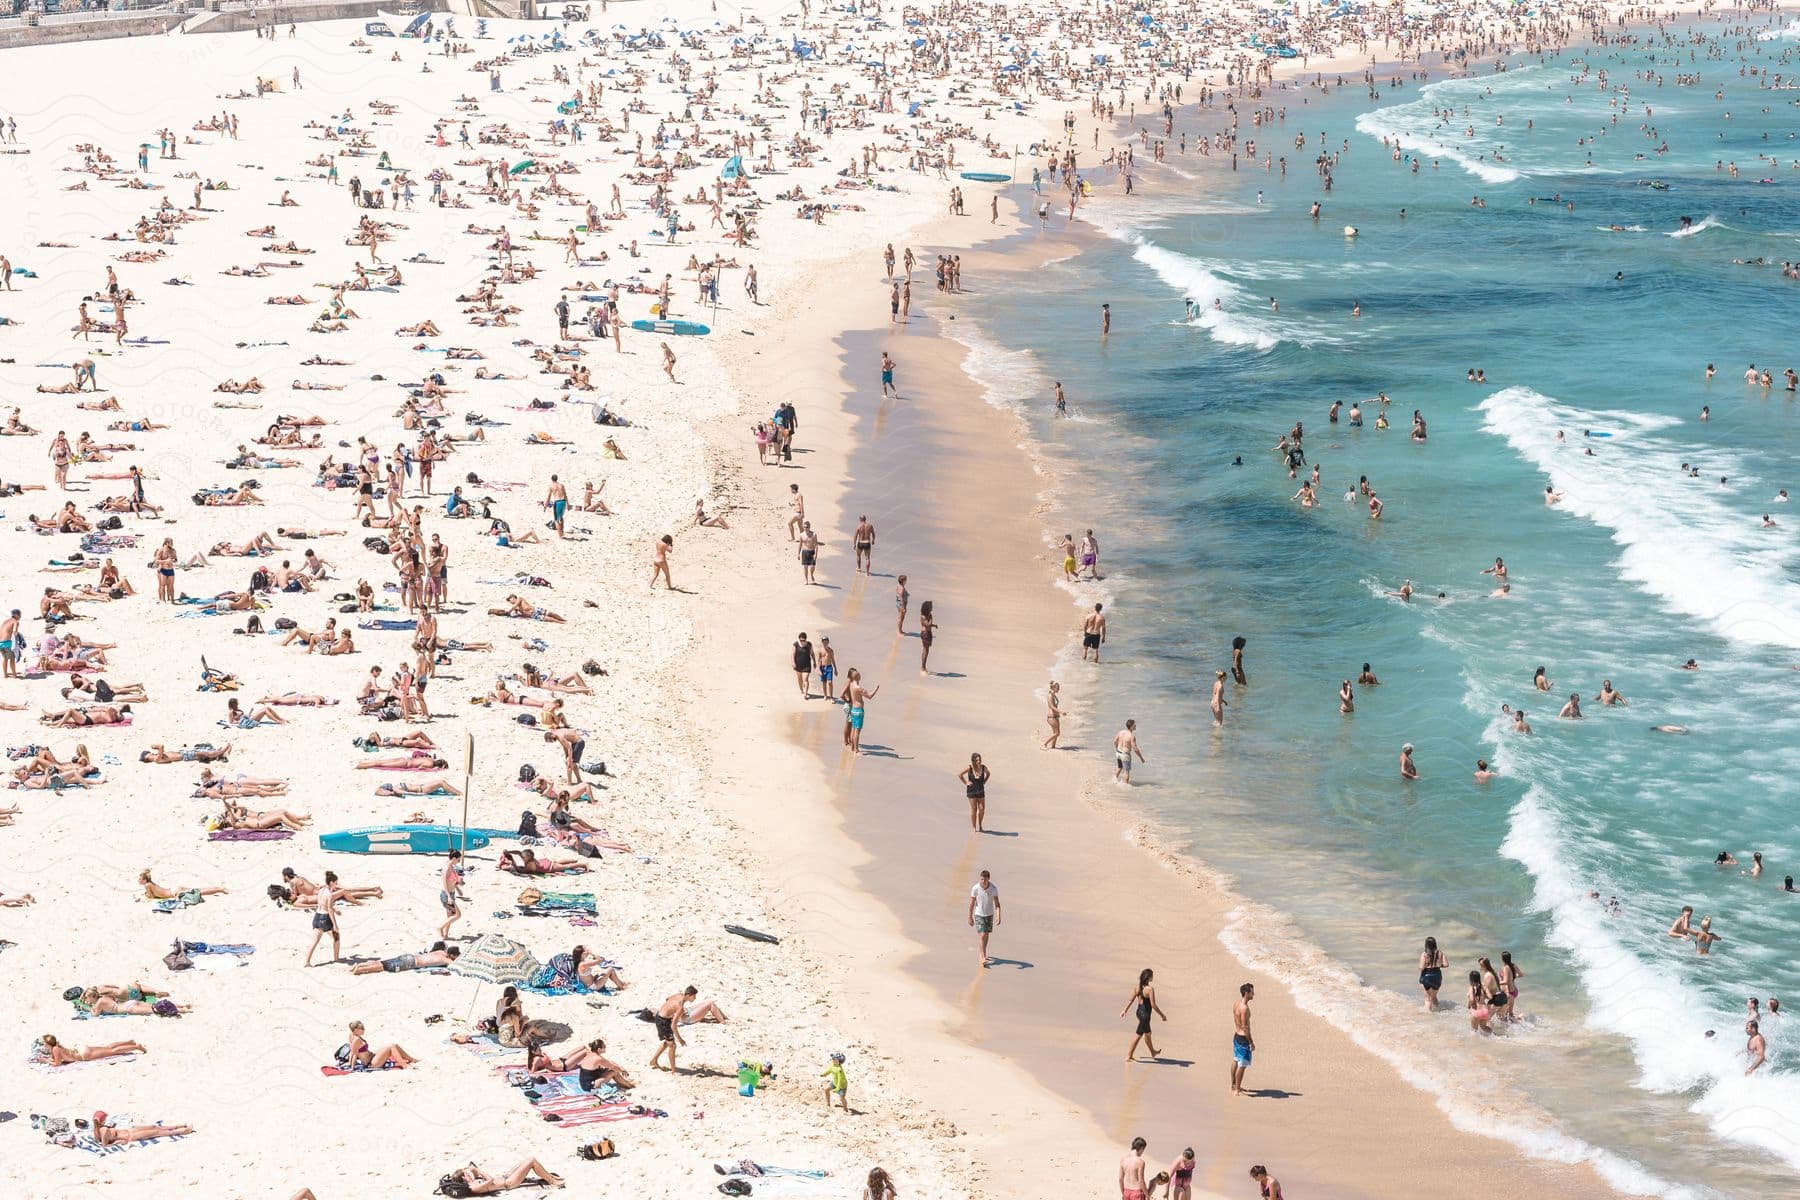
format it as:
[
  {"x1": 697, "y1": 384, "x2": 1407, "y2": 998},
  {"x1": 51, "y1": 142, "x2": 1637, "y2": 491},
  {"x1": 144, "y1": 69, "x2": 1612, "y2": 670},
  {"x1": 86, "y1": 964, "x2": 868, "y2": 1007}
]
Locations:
[
  {"x1": 28, "y1": 1052, "x2": 142, "y2": 1073},
  {"x1": 61, "y1": 1130, "x2": 186, "y2": 1155},
  {"x1": 207, "y1": 829, "x2": 292, "y2": 841},
  {"x1": 321, "y1": 1062, "x2": 407, "y2": 1077}
]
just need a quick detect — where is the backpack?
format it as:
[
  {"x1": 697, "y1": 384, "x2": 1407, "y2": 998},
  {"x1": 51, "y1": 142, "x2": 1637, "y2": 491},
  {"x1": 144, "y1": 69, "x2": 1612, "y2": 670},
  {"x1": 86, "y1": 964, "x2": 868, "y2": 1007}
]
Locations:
[
  {"x1": 435, "y1": 1174, "x2": 474, "y2": 1198},
  {"x1": 517, "y1": 763, "x2": 537, "y2": 783},
  {"x1": 518, "y1": 810, "x2": 540, "y2": 838},
  {"x1": 577, "y1": 1138, "x2": 617, "y2": 1161},
  {"x1": 93, "y1": 679, "x2": 114, "y2": 703},
  {"x1": 163, "y1": 939, "x2": 193, "y2": 972},
  {"x1": 719, "y1": 1181, "x2": 752, "y2": 1197},
  {"x1": 249, "y1": 568, "x2": 271, "y2": 592}
]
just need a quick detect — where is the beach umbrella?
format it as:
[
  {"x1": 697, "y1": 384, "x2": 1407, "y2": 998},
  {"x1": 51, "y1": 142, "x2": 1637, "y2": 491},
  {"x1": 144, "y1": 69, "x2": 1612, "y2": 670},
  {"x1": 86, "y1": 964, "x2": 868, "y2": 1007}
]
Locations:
[{"x1": 454, "y1": 933, "x2": 541, "y2": 985}]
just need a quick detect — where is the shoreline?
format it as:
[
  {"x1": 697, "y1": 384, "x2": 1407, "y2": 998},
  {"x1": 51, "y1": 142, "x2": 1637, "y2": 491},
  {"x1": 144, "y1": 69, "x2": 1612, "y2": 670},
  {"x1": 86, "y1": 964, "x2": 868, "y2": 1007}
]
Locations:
[{"x1": 685, "y1": 35, "x2": 1741, "y2": 1200}]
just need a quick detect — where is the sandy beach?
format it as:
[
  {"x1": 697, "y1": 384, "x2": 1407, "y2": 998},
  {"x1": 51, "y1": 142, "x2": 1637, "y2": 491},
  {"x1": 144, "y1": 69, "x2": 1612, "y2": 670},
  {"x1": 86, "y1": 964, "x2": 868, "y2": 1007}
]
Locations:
[{"x1": 0, "y1": 2, "x2": 1712, "y2": 1197}]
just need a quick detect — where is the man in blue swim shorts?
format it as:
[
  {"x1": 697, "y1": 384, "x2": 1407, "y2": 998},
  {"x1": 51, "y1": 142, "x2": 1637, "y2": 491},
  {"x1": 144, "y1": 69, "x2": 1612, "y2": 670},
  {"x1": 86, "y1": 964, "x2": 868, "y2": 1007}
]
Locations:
[{"x1": 1230, "y1": 982, "x2": 1256, "y2": 1094}]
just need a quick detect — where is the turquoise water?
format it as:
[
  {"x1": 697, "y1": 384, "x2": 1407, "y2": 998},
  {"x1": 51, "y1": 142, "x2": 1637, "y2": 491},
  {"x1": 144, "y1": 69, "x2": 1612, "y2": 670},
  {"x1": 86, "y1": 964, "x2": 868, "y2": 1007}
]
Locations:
[{"x1": 962, "y1": 21, "x2": 1800, "y2": 1197}]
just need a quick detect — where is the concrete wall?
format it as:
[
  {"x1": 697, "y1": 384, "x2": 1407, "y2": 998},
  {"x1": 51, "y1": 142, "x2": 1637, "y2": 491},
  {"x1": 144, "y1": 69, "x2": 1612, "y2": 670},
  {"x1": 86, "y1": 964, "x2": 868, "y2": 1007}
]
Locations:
[
  {"x1": 0, "y1": 11, "x2": 167, "y2": 46},
  {"x1": 188, "y1": 1, "x2": 396, "y2": 34}
]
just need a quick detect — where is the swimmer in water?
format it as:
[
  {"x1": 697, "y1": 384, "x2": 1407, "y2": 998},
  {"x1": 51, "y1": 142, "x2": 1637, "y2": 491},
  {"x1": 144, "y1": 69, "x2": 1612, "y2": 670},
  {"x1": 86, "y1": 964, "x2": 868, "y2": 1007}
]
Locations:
[
  {"x1": 1545, "y1": 485, "x2": 1563, "y2": 505},
  {"x1": 1474, "y1": 758, "x2": 1496, "y2": 783},
  {"x1": 1387, "y1": 580, "x2": 1413, "y2": 602},
  {"x1": 1667, "y1": 906, "x2": 1694, "y2": 938}
]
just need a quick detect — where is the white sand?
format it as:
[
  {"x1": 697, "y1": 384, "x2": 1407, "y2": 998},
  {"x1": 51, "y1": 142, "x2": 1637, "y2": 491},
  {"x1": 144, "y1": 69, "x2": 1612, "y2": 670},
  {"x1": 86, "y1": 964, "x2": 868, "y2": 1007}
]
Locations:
[{"x1": 0, "y1": 3, "x2": 1627, "y2": 1197}]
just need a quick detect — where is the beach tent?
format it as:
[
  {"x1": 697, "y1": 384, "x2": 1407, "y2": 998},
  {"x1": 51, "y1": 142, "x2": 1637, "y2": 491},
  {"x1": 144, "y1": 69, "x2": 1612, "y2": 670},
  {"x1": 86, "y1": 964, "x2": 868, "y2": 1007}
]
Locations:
[
  {"x1": 721, "y1": 155, "x2": 744, "y2": 180},
  {"x1": 403, "y1": 12, "x2": 430, "y2": 36}
]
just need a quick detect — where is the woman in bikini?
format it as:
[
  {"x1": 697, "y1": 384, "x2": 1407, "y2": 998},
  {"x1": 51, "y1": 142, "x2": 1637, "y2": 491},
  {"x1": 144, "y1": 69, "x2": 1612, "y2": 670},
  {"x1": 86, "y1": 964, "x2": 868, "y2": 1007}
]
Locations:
[
  {"x1": 957, "y1": 752, "x2": 990, "y2": 832},
  {"x1": 37, "y1": 1034, "x2": 145, "y2": 1065},
  {"x1": 1467, "y1": 970, "x2": 1494, "y2": 1034},
  {"x1": 1042, "y1": 680, "x2": 1061, "y2": 749},
  {"x1": 1120, "y1": 967, "x2": 1166, "y2": 1061},
  {"x1": 1418, "y1": 936, "x2": 1448, "y2": 1012}
]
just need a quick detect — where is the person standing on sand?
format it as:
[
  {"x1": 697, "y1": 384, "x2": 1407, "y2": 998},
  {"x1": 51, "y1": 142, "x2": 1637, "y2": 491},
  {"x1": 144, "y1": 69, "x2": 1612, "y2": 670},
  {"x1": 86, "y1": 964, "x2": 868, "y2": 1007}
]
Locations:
[
  {"x1": 649, "y1": 534, "x2": 674, "y2": 590},
  {"x1": 649, "y1": 986, "x2": 695, "y2": 1072},
  {"x1": 880, "y1": 351, "x2": 898, "y2": 398},
  {"x1": 0, "y1": 608, "x2": 19, "y2": 679},
  {"x1": 792, "y1": 632, "x2": 815, "y2": 699},
  {"x1": 1121, "y1": 967, "x2": 1166, "y2": 1061},
  {"x1": 797, "y1": 521, "x2": 821, "y2": 585},
  {"x1": 842, "y1": 668, "x2": 879, "y2": 754},
  {"x1": 1113, "y1": 719, "x2": 1144, "y2": 783},
  {"x1": 1118, "y1": 1137, "x2": 1148, "y2": 1200},
  {"x1": 1042, "y1": 680, "x2": 1062, "y2": 748},
  {"x1": 958, "y1": 752, "x2": 989, "y2": 831},
  {"x1": 918, "y1": 600, "x2": 937, "y2": 674},
  {"x1": 968, "y1": 869, "x2": 1000, "y2": 966},
  {"x1": 1082, "y1": 603, "x2": 1107, "y2": 662},
  {"x1": 545, "y1": 475, "x2": 568, "y2": 539},
  {"x1": 154, "y1": 537, "x2": 177, "y2": 603},
  {"x1": 894, "y1": 574, "x2": 909, "y2": 633},
  {"x1": 817, "y1": 636, "x2": 837, "y2": 701},
  {"x1": 852, "y1": 515, "x2": 875, "y2": 574},
  {"x1": 1230, "y1": 983, "x2": 1256, "y2": 1095},
  {"x1": 1249, "y1": 1165, "x2": 1285, "y2": 1199}
]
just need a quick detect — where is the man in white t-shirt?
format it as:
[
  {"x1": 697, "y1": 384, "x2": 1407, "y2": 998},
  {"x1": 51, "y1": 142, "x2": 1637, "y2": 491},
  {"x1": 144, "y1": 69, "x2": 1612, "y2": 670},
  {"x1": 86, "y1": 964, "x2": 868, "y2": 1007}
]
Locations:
[{"x1": 967, "y1": 869, "x2": 1001, "y2": 967}]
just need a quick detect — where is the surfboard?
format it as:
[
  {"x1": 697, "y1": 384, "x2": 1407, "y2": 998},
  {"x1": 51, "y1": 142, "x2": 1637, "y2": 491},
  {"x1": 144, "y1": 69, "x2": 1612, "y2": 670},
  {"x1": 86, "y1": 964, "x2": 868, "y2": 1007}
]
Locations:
[
  {"x1": 959, "y1": 171, "x2": 1011, "y2": 183},
  {"x1": 630, "y1": 319, "x2": 711, "y2": 336},
  {"x1": 319, "y1": 825, "x2": 491, "y2": 855}
]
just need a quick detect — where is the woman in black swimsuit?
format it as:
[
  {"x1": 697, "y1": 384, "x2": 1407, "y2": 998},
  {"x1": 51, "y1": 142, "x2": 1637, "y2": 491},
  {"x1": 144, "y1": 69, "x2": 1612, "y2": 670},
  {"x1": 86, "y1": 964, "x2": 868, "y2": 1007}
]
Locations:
[
  {"x1": 957, "y1": 752, "x2": 990, "y2": 832},
  {"x1": 917, "y1": 600, "x2": 936, "y2": 674},
  {"x1": 1418, "y1": 936, "x2": 1447, "y2": 1012},
  {"x1": 1119, "y1": 967, "x2": 1166, "y2": 1061}
]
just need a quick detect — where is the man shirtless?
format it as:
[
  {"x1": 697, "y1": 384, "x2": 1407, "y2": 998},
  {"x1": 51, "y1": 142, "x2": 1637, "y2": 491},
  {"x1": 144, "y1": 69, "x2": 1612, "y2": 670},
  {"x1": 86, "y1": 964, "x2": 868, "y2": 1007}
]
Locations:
[
  {"x1": 852, "y1": 515, "x2": 875, "y2": 574},
  {"x1": 1081, "y1": 603, "x2": 1107, "y2": 662},
  {"x1": 1119, "y1": 1137, "x2": 1150, "y2": 1200},
  {"x1": 1113, "y1": 720, "x2": 1144, "y2": 783},
  {"x1": 1230, "y1": 983, "x2": 1256, "y2": 1095}
]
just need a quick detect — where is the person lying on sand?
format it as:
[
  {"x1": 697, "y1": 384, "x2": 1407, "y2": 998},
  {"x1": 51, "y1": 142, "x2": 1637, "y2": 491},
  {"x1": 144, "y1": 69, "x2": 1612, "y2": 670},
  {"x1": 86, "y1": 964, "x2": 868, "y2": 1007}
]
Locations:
[
  {"x1": 39, "y1": 705, "x2": 131, "y2": 727},
  {"x1": 139, "y1": 870, "x2": 226, "y2": 901},
  {"x1": 218, "y1": 800, "x2": 309, "y2": 831},
  {"x1": 349, "y1": 945, "x2": 461, "y2": 974},
  {"x1": 499, "y1": 848, "x2": 590, "y2": 876},
  {"x1": 489, "y1": 595, "x2": 564, "y2": 622},
  {"x1": 92, "y1": 1114, "x2": 194, "y2": 1145},
  {"x1": 354, "y1": 753, "x2": 449, "y2": 770},
  {"x1": 139, "y1": 743, "x2": 228, "y2": 764},
  {"x1": 445, "y1": 1159, "x2": 564, "y2": 1194},
  {"x1": 375, "y1": 778, "x2": 462, "y2": 797},
  {"x1": 34, "y1": 1034, "x2": 144, "y2": 1066}
]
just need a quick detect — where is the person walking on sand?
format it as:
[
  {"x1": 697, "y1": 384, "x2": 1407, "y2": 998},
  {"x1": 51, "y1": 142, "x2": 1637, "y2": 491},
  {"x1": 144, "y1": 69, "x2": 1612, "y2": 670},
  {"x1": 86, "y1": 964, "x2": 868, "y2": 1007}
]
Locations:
[
  {"x1": 842, "y1": 668, "x2": 879, "y2": 754},
  {"x1": 304, "y1": 875, "x2": 341, "y2": 967},
  {"x1": 1042, "y1": 680, "x2": 1062, "y2": 748},
  {"x1": 1082, "y1": 603, "x2": 1107, "y2": 662},
  {"x1": 787, "y1": 484, "x2": 805, "y2": 540},
  {"x1": 1121, "y1": 968, "x2": 1166, "y2": 1061},
  {"x1": 661, "y1": 342, "x2": 677, "y2": 383},
  {"x1": 1113, "y1": 719, "x2": 1144, "y2": 783},
  {"x1": 649, "y1": 534, "x2": 674, "y2": 590},
  {"x1": 880, "y1": 351, "x2": 898, "y2": 398},
  {"x1": 438, "y1": 849, "x2": 466, "y2": 943},
  {"x1": 0, "y1": 608, "x2": 19, "y2": 679},
  {"x1": 968, "y1": 869, "x2": 1001, "y2": 966},
  {"x1": 1118, "y1": 1137, "x2": 1148, "y2": 1200},
  {"x1": 1230, "y1": 983, "x2": 1256, "y2": 1094},
  {"x1": 958, "y1": 752, "x2": 990, "y2": 832},
  {"x1": 852, "y1": 514, "x2": 875, "y2": 574},
  {"x1": 792, "y1": 632, "x2": 815, "y2": 699},
  {"x1": 797, "y1": 521, "x2": 820, "y2": 584}
]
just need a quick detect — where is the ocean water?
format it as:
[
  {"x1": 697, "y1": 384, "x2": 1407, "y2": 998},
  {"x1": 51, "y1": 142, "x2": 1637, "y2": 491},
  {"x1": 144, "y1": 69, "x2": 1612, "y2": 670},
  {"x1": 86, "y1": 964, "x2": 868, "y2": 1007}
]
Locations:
[{"x1": 962, "y1": 22, "x2": 1800, "y2": 1198}]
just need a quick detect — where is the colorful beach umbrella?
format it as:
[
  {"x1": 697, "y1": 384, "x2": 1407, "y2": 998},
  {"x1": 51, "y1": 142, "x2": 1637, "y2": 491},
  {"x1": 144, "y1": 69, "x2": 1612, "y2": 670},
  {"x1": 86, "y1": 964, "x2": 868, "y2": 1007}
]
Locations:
[{"x1": 454, "y1": 933, "x2": 541, "y2": 985}]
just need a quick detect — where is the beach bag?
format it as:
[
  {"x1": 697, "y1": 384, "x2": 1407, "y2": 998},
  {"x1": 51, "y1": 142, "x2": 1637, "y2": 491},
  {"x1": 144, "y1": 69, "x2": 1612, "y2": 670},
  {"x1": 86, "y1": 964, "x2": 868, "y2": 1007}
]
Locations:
[
  {"x1": 576, "y1": 1139, "x2": 616, "y2": 1161},
  {"x1": 576, "y1": 840, "x2": 601, "y2": 859},
  {"x1": 151, "y1": 999, "x2": 181, "y2": 1018},
  {"x1": 581, "y1": 760, "x2": 607, "y2": 777},
  {"x1": 515, "y1": 887, "x2": 543, "y2": 907},
  {"x1": 516, "y1": 714, "x2": 536, "y2": 727},
  {"x1": 719, "y1": 1182, "x2": 752, "y2": 1197},
  {"x1": 518, "y1": 811, "x2": 540, "y2": 839},
  {"x1": 163, "y1": 940, "x2": 193, "y2": 972},
  {"x1": 434, "y1": 1174, "x2": 474, "y2": 1198}
]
